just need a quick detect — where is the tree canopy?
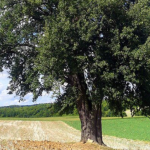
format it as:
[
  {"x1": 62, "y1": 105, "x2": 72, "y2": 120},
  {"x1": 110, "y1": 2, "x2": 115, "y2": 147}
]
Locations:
[{"x1": 0, "y1": 0, "x2": 150, "y2": 145}]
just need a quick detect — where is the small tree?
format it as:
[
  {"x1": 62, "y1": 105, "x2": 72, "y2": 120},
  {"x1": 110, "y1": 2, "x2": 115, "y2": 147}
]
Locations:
[{"x1": 1, "y1": 0, "x2": 150, "y2": 145}]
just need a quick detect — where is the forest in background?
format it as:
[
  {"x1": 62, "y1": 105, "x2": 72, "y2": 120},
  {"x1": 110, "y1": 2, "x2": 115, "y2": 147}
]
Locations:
[{"x1": 0, "y1": 101, "x2": 127, "y2": 118}]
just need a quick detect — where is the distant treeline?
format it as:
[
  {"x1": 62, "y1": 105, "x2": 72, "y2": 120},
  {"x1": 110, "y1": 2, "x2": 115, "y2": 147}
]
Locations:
[
  {"x1": 0, "y1": 101, "x2": 126, "y2": 118},
  {"x1": 0, "y1": 103, "x2": 78, "y2": 118},
  {"x1": 0, "y1": 104, "x2": 53, "y2": 118}
]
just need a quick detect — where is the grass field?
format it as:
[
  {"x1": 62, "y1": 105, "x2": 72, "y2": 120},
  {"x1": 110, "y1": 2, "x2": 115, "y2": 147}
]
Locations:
[
  {"x1": 0, "y1": 116, "x2": 150, "y2": 142},
  {"x1": 103, "y1": 117, "x2": 150, "y2": 142},
  {"x1": 64, "y1": 117, "x2": 150, "y2": 142},
  {"x1": 64, "y1": 117, "x2": 150, "y2": 141}
]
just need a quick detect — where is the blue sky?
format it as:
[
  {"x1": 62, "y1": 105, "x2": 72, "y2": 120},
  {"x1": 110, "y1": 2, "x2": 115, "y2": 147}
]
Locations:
[{"x1": 0, "y1": 69, "x2": 55, "y2": 107}]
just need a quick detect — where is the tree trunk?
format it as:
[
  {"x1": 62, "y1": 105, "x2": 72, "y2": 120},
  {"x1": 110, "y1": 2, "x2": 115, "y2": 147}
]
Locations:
[{"x1": 77, "y1": 95, "x2": 105, "y2": 145}]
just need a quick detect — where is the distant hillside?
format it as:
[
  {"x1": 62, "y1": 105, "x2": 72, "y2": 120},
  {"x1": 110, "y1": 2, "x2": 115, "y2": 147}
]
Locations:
[
  {"x1": 0, "y1": 103, "x2": 55, "y2": 118},
  {"x1": 0, "y1": 104, "x2": 46, "y2": 108},
  {"x1": 0, "y1": 101, "x2": 127, "y2": 118},
  {"x1": 0, "y1": 101, "x2": 80, "y2": 118}
]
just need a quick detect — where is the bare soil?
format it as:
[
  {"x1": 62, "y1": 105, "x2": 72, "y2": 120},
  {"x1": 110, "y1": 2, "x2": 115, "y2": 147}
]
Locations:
[{"x1": 0, "y1": 140, "x2": 111, "y2": 150}]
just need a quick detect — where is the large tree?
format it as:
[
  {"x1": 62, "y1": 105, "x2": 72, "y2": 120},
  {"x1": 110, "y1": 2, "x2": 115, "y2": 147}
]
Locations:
[{"x1": 0, "y1": 0, "x2": 150, "y2": 145}]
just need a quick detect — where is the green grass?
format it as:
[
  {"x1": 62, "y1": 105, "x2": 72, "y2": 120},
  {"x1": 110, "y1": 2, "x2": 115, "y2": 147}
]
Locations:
[
  {"x1": 102, "y1": 117, "x2": 150, "y2": 142},
  {"x1": 1, "y1": 116, "x2": 150, "y2": 142},
  {"x1": 64, "y1": 117, "x2": 150, "y2": 142}
]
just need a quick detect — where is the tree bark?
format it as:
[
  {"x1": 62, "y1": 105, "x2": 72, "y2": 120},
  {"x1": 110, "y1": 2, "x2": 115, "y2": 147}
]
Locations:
[
  {"x1": 77, "y1": 94, "x2": 105, "y2": 145},
  {"x1": 71, "y1": 73, "x2": 105, "y2": 145}
]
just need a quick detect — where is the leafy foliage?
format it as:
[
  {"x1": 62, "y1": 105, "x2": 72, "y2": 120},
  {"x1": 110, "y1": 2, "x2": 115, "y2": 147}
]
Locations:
[
  {"x1": 102, "y1": 101, "x2": 127, "y2": 117},
  {"x1": 0, "y1": 0, "x2": 150, "y2": 143},
  {"x1": 0, "y1": 0, "x2": 150, "y2": 114}
]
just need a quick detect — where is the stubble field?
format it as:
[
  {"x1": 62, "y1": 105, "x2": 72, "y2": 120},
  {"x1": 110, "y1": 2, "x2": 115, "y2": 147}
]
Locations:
[
  {"x1": 0, "y1": 120, "x2": 111, "y2": 150},
  {"x1": 0, "y1": 117, "x2": 150, "y2": 149}
]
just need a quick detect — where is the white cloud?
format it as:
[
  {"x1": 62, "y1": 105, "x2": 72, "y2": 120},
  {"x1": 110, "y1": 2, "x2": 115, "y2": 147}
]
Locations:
[
  {"x1": 0, "y1": 73, "x2": 8, "y2": 78},
  {"x1": 0, "y1": 83, "x2": 4, "y2": 91},
  {"x1": 0, "y1": 70, "x2": 55, "y2": 107}
]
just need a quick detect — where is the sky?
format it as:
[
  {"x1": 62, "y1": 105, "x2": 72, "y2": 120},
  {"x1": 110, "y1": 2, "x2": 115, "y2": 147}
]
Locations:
[{"x1": 0, "y1": 69, "x2": 55, "y2": 107}]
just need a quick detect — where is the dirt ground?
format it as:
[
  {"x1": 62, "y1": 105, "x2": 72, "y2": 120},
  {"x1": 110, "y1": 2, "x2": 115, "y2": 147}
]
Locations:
[
  {"x1": 0, "y1": 120, "x2": 150, "y2": 150},
  {"x1": 0, "y1": 140, "x2": 111, "y2": 150}
]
